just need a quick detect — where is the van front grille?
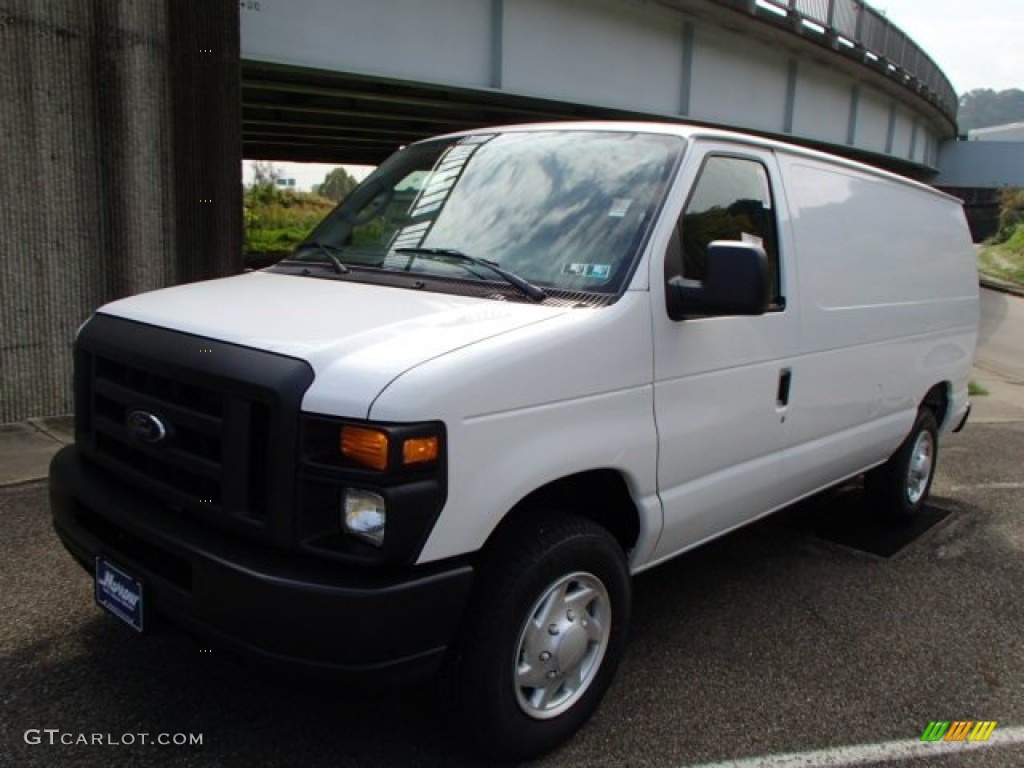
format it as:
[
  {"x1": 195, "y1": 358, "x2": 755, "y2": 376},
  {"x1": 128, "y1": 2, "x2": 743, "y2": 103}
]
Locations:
[
  {"x1": 74, "y1": 314, "x2": 314, "y2": 543},
  {"x1": 83, "y1": 351, "x2": 272, "y2": 526}
]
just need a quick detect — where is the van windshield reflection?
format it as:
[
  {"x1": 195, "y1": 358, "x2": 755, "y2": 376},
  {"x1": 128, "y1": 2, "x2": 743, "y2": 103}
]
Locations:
[{"x1": 296, "y1": 130, "x2": 685, "y2": 296}]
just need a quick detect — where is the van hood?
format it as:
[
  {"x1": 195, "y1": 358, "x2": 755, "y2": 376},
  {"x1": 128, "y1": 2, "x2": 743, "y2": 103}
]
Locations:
[{"x1": 99, "y1": 271, "x2": 570, "y2": 417}]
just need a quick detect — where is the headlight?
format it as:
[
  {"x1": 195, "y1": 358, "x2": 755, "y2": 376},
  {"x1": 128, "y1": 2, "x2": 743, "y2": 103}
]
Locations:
[
  {"x1": 340, "y1": 426, "x2": 389, "y2": 470},
  {"x1": 342, "y1": 488, "x2": 387, "y2": 547},
  {"x1": 299, "y1": 416, "x2": 447, "y2": 563}
]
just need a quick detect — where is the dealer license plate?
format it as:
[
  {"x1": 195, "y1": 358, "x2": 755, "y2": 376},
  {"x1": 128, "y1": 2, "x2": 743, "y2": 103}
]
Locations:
[{"x1": 94, "y1": 556, "x2": 144, "y2": 632}]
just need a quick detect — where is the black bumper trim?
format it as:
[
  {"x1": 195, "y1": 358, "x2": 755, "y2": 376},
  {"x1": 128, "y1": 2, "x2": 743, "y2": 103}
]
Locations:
[{"x1": 50, "y1": 446, "x2": 473, "y2": 680}]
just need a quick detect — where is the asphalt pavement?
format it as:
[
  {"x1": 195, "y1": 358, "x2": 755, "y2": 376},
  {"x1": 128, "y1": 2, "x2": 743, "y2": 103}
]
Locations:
[
  {"x1": 2, "y1": 423, "x2": 1023, "y2": 767},
  {"x1": 979, "y1": 283, "x2": 1024, "y2": 382},
  {"x1": 1, "y1": 287, "x2": 1022, "y2": 767}
]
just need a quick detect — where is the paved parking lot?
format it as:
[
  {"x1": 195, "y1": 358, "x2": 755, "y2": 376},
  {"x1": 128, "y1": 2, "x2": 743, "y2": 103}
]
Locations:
[
  {"x1": 3, "y1": 286, "x2": 1022, "y2": 767},
  {"x1": 2, "y1": 418, "x2": 1023, "y2": 768}
]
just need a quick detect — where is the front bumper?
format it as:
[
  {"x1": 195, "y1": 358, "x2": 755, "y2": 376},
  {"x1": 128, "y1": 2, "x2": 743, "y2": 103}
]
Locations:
[{"x1": 50, "y1": 446, "x2": 473, "y2": 680}]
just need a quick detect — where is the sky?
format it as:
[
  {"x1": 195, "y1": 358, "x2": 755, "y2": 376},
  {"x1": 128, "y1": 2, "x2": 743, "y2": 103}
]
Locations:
[
  {"x1": 875, "y1": 0, "x2": 1022, "y2": 94},
  {"x1": 241, "y1": 161, "x2": 374, "y2": 192},
  {"x1": 247, "y1": 0, "x2": 1021, "y2": 190}
]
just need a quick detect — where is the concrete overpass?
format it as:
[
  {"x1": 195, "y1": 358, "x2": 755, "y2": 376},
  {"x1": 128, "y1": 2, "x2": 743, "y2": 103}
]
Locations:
[
  {"x1": 240, "y1": 0, "x2": 958, "y2": 175},
  {"x1": 2, "y1": 0, "x2": 959, "y2": 421}
]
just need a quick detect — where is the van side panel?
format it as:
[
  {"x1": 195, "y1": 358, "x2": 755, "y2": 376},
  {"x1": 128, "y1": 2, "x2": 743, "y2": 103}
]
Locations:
[
  {"x1": 783, "y1": 160, "x2": 977, "y2": 341},
  {"x1": 776, "y1": 155, "x2": 978, "y2": 496}
]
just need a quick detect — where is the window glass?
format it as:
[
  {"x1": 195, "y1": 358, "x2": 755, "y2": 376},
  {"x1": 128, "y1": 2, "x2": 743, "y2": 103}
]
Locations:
[
  {"x1": 300, "y1": 131, "x2": 684, "y2": 294},
  {"x1": 678, "y1": 156, "x2": 781, "y2": 301}
]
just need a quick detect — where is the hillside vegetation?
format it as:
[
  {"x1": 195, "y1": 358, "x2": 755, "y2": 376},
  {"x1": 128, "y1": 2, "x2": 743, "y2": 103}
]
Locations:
[
  {"x1": 244, "y1": 185, "x2": 335, "y2": 254},
  {"x1": 243, "y1": 163, "x2": 356, "y2": 257},
  {"x1": 958, "y1": 89, "x2": 1024, "y2": 133},
  {"x1": 978, "y1": 188, "x2": 1024, "y2": 287}
]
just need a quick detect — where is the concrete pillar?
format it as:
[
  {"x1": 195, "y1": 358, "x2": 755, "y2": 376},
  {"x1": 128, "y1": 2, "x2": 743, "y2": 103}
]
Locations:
[{"x1": 0, "y1": 0, "x2": 241, "y2": 423}]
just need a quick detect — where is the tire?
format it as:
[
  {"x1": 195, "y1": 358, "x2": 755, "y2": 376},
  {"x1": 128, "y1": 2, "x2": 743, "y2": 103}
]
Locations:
[
  {"x1": 865, "y1": 407, "x2": 939, "y2": 522},
  {"x1": 449, "y1": 511, "x2": 631, "y2": 760}
]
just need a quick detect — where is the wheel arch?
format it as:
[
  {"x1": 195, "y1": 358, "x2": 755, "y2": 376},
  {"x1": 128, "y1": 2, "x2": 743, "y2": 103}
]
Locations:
[
  {"x1": 921, "y1": 381, "x2": 950, "y2": 430},
  {"x1": 482, "y1": 469, "x2": 642, "y2": 557}
]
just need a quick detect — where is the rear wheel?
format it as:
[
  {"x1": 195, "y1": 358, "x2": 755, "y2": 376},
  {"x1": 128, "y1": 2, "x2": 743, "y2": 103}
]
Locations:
[
  {"x1": 450, "y1": 512, "x2": 630, "y2": 760},
  {"x1": 865, "y1": 407, "x2": 939, "y2": 522}
]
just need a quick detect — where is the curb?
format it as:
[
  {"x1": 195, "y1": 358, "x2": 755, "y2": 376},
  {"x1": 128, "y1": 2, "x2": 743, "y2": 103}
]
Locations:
[
  {"x1": 0, "y1": 416, "x2": 73, "y2": 488},
  {"x1": 980, "y1": 276, "x2": 1024, "y2": 298}
]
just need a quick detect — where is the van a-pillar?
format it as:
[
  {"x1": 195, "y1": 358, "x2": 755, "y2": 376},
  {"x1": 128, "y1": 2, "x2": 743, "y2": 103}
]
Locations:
[{"x1": 0, "y1": 0, "x2": 242, "y2": 422}]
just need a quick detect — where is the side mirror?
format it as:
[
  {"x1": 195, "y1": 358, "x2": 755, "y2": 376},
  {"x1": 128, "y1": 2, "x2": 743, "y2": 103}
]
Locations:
[{"x1": 667, "y1": 241, "x2": 770, "y2": 320}]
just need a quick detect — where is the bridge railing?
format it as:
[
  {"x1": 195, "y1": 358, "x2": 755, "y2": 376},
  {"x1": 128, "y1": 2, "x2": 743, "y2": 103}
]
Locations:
[{"x1": 712, "y1": 0, "x2": 958, "y2": 125}]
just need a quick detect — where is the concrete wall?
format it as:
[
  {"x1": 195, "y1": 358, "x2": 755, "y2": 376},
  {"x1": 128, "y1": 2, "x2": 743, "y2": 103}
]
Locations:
[
  {"x1": 935, "y1": 141, "x2": 1024, "y2": 188},
  {"x1": 0, "y1": 0, "x2": 242, "y2": 423}
]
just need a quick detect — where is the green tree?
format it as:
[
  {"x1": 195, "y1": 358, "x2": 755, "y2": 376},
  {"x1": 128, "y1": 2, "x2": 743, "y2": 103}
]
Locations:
[
  {"x1": 247, "y1": 161, "x2": 284, "y2": 206},
  {"x1": 252, "y1": 161, "x2": 283, "y2": 187},
  {"x1": 957, "y1": 89, "x2": 1024, "y2": 133},
  {"x1": 316, "y1": 167, "x2": 359, "y2": 202}
]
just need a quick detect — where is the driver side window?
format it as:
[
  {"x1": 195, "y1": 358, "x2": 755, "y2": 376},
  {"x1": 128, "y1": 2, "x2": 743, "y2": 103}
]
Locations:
[{"x1": 671, "y1": 155, "x2": 782, "y2": 306}]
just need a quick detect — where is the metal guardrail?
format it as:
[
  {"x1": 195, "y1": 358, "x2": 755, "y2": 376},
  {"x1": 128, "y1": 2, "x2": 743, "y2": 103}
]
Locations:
[{"x1": 713, "y1": 0, "x2": 958, "y2": 125}]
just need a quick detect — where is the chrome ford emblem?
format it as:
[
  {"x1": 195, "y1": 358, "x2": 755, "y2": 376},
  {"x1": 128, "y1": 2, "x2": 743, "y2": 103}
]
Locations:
[{"x1": 126, "y1": 410, "x2": 168, "y2": 444}]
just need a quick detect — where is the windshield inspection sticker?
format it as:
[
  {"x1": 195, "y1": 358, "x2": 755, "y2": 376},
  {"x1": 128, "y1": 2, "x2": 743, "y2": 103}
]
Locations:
[
  {"x1": 608, "y1": 198, "x2": 632, "y2": 218},
  {"x1": 564, "y1": 263, "x2": 611, "y2": 279}
]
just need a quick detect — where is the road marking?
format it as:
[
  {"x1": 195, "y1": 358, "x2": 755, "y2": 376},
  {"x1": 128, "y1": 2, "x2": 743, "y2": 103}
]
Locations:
[{"x1": 685, "y1": 725, "x2": 1024, "y2": 768}]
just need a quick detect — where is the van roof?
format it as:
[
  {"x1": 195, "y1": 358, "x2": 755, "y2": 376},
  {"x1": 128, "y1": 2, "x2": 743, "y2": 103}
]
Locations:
[{"x1": 426, "y1": 120, "x2": 961, "y2": 204}]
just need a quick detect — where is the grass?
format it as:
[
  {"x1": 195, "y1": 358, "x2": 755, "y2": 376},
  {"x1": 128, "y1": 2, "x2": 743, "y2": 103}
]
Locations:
[
  {"x1": 968, "y1": 380, "x2": 990, "y2": 397},
  {"x1": 977, "y1": 221, "x2": 1024, "y2": 288},
  {"x1": 244, "y1": 188, "x2": 335, "y2": 257},
  {"x1": 246, "y1": 226, "x2": 317, "y2": 253}
]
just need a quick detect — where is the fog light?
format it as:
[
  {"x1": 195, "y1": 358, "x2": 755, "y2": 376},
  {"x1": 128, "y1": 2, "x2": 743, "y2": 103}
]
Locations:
[{"x1": 342, "y1": 489, "x2": 386, "y2": 547}]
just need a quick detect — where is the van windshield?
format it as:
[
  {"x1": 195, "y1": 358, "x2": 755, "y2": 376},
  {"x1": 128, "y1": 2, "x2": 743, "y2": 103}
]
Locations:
[{"x1": 292, "y1": 130, "x2": 684, "y2": 297}]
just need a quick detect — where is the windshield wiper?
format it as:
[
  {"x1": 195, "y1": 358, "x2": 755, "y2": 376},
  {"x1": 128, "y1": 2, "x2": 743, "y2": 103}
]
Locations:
[
  {"x1": 394, "y1": 247, "x2": 547, "y2": 303},
  {"x1": 293, "y1": 241, "x2": 350, "y2": 274}
]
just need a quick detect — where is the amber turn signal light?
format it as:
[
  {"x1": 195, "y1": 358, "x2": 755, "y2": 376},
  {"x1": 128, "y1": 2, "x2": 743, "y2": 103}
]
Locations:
[
  {"x1": 402, "y1": 436, "x2": 439, "y2": 465},
  {"x1": 340, "y1": 426, "x2": 389, "y2": 470}
]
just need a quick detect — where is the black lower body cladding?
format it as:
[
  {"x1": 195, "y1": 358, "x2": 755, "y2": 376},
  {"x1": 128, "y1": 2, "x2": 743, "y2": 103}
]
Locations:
[
  {"x1": 50, "y1": 446, "x2": 474, "y2": 678},
  {"x1": 56, "y1": 314, "x2": 471, "y2": 677}
]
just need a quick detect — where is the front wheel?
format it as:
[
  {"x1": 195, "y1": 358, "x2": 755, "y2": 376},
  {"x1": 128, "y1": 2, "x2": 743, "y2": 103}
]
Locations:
[
  {"x1": 865, "y1": 407, "x2": 939, "y2": 522},
  {"x1": 449, "y1": 512, "x2": 630, "y2": 760}
]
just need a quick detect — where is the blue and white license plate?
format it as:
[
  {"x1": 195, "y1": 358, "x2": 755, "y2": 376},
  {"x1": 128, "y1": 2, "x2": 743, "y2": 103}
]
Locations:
[{"x1": 94, "y1": 557, "x2": 144, "y2": 632}]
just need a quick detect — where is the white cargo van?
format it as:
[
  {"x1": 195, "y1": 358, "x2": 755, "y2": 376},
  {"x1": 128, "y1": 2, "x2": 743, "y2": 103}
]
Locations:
[{"x1": 51, "y1": 122, "x2": 978, "y2": 758}]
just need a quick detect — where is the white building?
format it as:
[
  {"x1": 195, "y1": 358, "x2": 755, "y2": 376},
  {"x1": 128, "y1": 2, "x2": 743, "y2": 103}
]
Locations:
[{"x1": 969, "y1": 122, "x2": 1024, "y2": 142}]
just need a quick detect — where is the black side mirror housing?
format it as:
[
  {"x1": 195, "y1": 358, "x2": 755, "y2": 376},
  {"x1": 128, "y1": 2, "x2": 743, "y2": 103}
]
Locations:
[{"x1": 667, "y1": 241, "x2": 770, "y2": 321}]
